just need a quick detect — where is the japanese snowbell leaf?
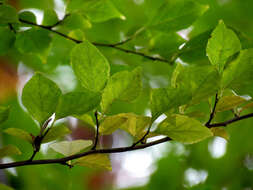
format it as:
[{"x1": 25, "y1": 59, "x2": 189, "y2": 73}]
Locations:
[
  {"x1": 0, "y1": 183, "x2": 14, "y2": 190},
  {"x1": 0, "y1": 5, "x2": 18, "y2": 24},
  {"x1": 4, "y1": 128, "x2": 33, "y2": 143},
  {"x1": 50, "y1": 140, "x2": 92, "y2": 156},
  {"x1": 221, "y1": 49, "x2": 253, "y2": 96},
  {"x1": 19, "y1": 11, "x2": 36, "y2": 23},
  {"x1": 0, "y1": 106, "x2": 10, "y2": 124},
  {"x1": 71, "y1": 41, "x2": 110, "y2": 92},
  {"x1": 55, "y1": 91, "x2": 101, "y2": 119},
  {"x1": 149, "y1": 0, "x2": 208, "y2": 32},
  {"x1": 172, "y1": 64, "x2": 221, "y2": 105},
  {"x1": 0, "y1": 145, "x2": 21, "y2": 158},
  {"x1": 74, "y1": 114, "x2": 95, "y2": 127},
  {"x1": 15, "y1": 28, "x2": 52, "y2": 54},
  {"x1": 62, "y1": 13, "x2": 92, "y2": 30},
  {"x1": 150, "y1": 87, "x2": 192, "y2": 121},
  {"x1": 22, "y1": 73, "x2": 62, "y2": 125},
  {"x1": 0, "y1": 27, "x2": 15, "y2": 55},
  {"x1": 99, "y1": 113, "x2": 150, "y2": 137},
  {"x1": 216, "y1": 95, "x2": 248, "y2": 112},
  {"x1": 211, "y1": 128, "x2": 229, "y2": 140},
  {"x1": 101, "y1": 67, "x2": 142, "y2": 113},
  {"x1": 42, "y1": 124, "x2": 71, "y2": 143},
  {"x1": 206, "y1": 20, "x2": 241, "y2": 73},
  {"x1": 155, "y1": 114, "x2": 212, "y2": 144},
  {"x1": 42, "y1": 9, "x2": 58, "y2": 26},
  {"x1": 240, "y1": 102, "x2": 253, "y2": 113},
  {"x1": 75, "y1": 154, "x2": 112, "y2": 170},
  {"x1": 67, "y1": 0, "x2": 125, "y2": 22}
]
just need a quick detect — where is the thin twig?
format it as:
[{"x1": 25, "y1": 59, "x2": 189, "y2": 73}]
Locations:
[
  {"x1": 205, "y1": 93, "x2": 219, "y2": 126},
  {"x1": 92, "y1": 111, "x2": 99, "y2": 150},
  {"x1": 46, "y1": 14, "x2": 70, "y2": 29},
  {"x1": 18, "y1": 18, "x2": 172, "y2": 64},
  {"x1": 0, "y1": 137, "x2": 172, "y2": 169}
]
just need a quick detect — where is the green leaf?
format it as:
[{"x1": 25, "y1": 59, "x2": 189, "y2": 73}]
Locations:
[
  {"x1": 155, "y1": 114, "x2": 212, "y2": 143},
  {"x1": 206, "y1": 20, "x2": 241, "y2": 73},
  {"x1": 149, "y1": 0, "x2": 208, "y2": 32},
  {"x1": 22, "y1": 73, "x2": 62, "y2": 124},
  {"x1": 71, "y1": 41, "x2": 110, "y2": 92},
  {"x1": 0, "y1": 145, "x2": 21, "y2": 158},
  {"x1": 55, "y1": 91, "x2": 101, "y2": 119},
  {"x1": 0, "y1": 4, "x2": 18, "y2": 24},
  {"x1": 216, "y1": 95, "x2": 248, "y2": 112},
  {"x1": 67, "y1": 0, "x2": 125, "y2": 22},
  {"x1": 101, "y1": 67, "x2": 142, "y2": 113},
  {"x1": 19, "y1": 11, "x2": 36, "y2": 23},
  {"x1": 42, "y1": 124, "x2": 71, "y2": 143},
  {"x1": 0, "y1": 27, "x2": 15, "y2": 55},
  {"x1": 150, "y1": 87, "x2": 191, "y2": 121},
  {"x1": 99, "y1": 113, "x2": 150, "y2": 137},
  {"x1": 62, "y1": 13, "x2": 92, "y2": 30},
  {"x1": 221, "y1": 49, "x2": 253, "y2": 96},
  {"x1": 172, "y1": 64, "x2": 221, "y2": 104},
  {"x1": 74, "y1": 154, "x2": 111, "y2": 170},
  {"x1": 42, "y1": 9, "x2": 58, "y2": 26},
  {"x1": 50, "y1": 140, "x2": 92, "y2": 156},
  {"x1": 0, "y1": 183, "x2": 14, "y2": 190},
  {"x1": 0, "y1": 106, "x2": 10, "y2": 124},
  {"x1": 4, "y1": 128, "x2": 33, "y2": 143},
  {"x1": 15, "y1": 28, "x2": 52, "y2": 54}
]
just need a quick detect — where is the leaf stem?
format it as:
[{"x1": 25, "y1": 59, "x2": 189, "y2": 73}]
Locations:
[
  {"x1": 205, "y1": 93, "x2": 219, "y2": 126},
  {"x1": 92, "y1": 111, "x2": 100, "y2": 150}
]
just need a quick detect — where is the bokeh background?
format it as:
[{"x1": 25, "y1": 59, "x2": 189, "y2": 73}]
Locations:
[{"x1": 1, "y1": 0, "x2": 253, "y2": 189}]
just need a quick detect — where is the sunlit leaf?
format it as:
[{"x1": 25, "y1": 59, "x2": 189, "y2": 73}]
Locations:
[
  {"x1": 42, "y1": 125, "x2": 71, "y2": 143},
  {"x1": 155, "y1": 114, "x2": 213, "y2": 143},
  {"x1": 211, "y1": 127, "x2": 229, "y2": 140},
  {"x1": 216, "y1": 95, "x2": 248, "y2": 112},
  {"x1": 4, "y1": 128, "x2": 33, "y2": 143},
  {"x1": 101, "y1": 67, "x2": 142, "y2": 113},
  {"x1": 74, "y1": 154, "x2": 111, "y2": 170},
  {"x1": 99, "y1": 113, "x2": 150, "y2": 136},
  {"x1": 0, "y1": 145, "x2": 21, "y2": 158},
  {"x1": 42, "y1": 9, "x2": 58, "y2": 26},
  {"x1": 206, "y1": 20, "x2": 241, "y2": 73},
  {"x1": 50, "y1": 140, "x2": 92, "y2": 156},
  {"x1": 71, "y1": 41, "x2": 110, "y2": 92},
  {"x1": 22, "y1": 73, "x2": 62, "y2": 124}
]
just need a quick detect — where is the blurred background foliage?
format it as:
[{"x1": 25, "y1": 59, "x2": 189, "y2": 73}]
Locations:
[{"x1": 0, "y1": 0, "x2": 253, "y2": 189}]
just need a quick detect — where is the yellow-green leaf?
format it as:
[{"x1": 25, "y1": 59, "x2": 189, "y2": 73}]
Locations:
[
  {"x1": 42, "y1": 125, "x2": 71, "y2": 143},
  {"x1": 101, "y1": 67, "x2": 142, "y2": 113},
  {"x1": 50, "y1": 140, "x2": 92, "y2": 156},
  {"x1": 71, "y1": 41, "x2": 110, "y2": 92},
  {"x1": 155, "y1": 114, "x2": 213, "y2": 144},
  {"x1": 211, "y1": 127, "x2": 229, "y2": 140},
  {"x1": 0, "y1": 106, "x2": 10, "y2": 124},
  {"x1": 4, "y1": 128, "x2": 33, "y2": 143},
  {"x1": 0, "y1": 145, "x2": 21, "y2": 158},
  {"x1": 216, "y1": 95, "x2": 248, "y2": 112},
  {"x1": 99, "y1": 113, "x2": 150, "y2": 137},
  {"x1": 74, "y1": 154, "x2": 111, "y2": 170}
]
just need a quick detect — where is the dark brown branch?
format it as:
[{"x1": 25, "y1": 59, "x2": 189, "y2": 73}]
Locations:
[
  {"x1": 47, "y1": 14, "x2": 70, "y2": 29},
  {"x1": 92, "y1": 111, "x2": 99, "y2": 150},
  {"x1": 205, "y1": 93, "x2": 219, "y2": 126},
  {"x1": 18, "y1": 19, "x2": 172, "y2": 64},
  {"x1": 0, "y1": 137, "x2": 172, "y2": 169},
  {"x1": 207, "y1": 112, "x2": 253, "y2": 128}
]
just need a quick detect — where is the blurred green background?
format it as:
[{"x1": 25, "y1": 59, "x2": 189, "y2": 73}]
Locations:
[{"x1": 0, "y1": 0, "x2": 253, "y2": 189}]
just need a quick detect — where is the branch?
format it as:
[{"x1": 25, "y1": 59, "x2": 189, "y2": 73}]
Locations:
[
  {"x1": 18, "y1": 18, "x2": 173, "y2": 64},
  {"x1": 0, "y1": 137, "x2": 172, "y2": 169},
  {"x1": 205, "y1": 93, "x2": 219, "y2": 126},
  {"x1": 207, "y1": 112, "x2": 253, "y2": 128},
  {"x1": 92, "y1": 111, "x2": 99, "y2": 150}
]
